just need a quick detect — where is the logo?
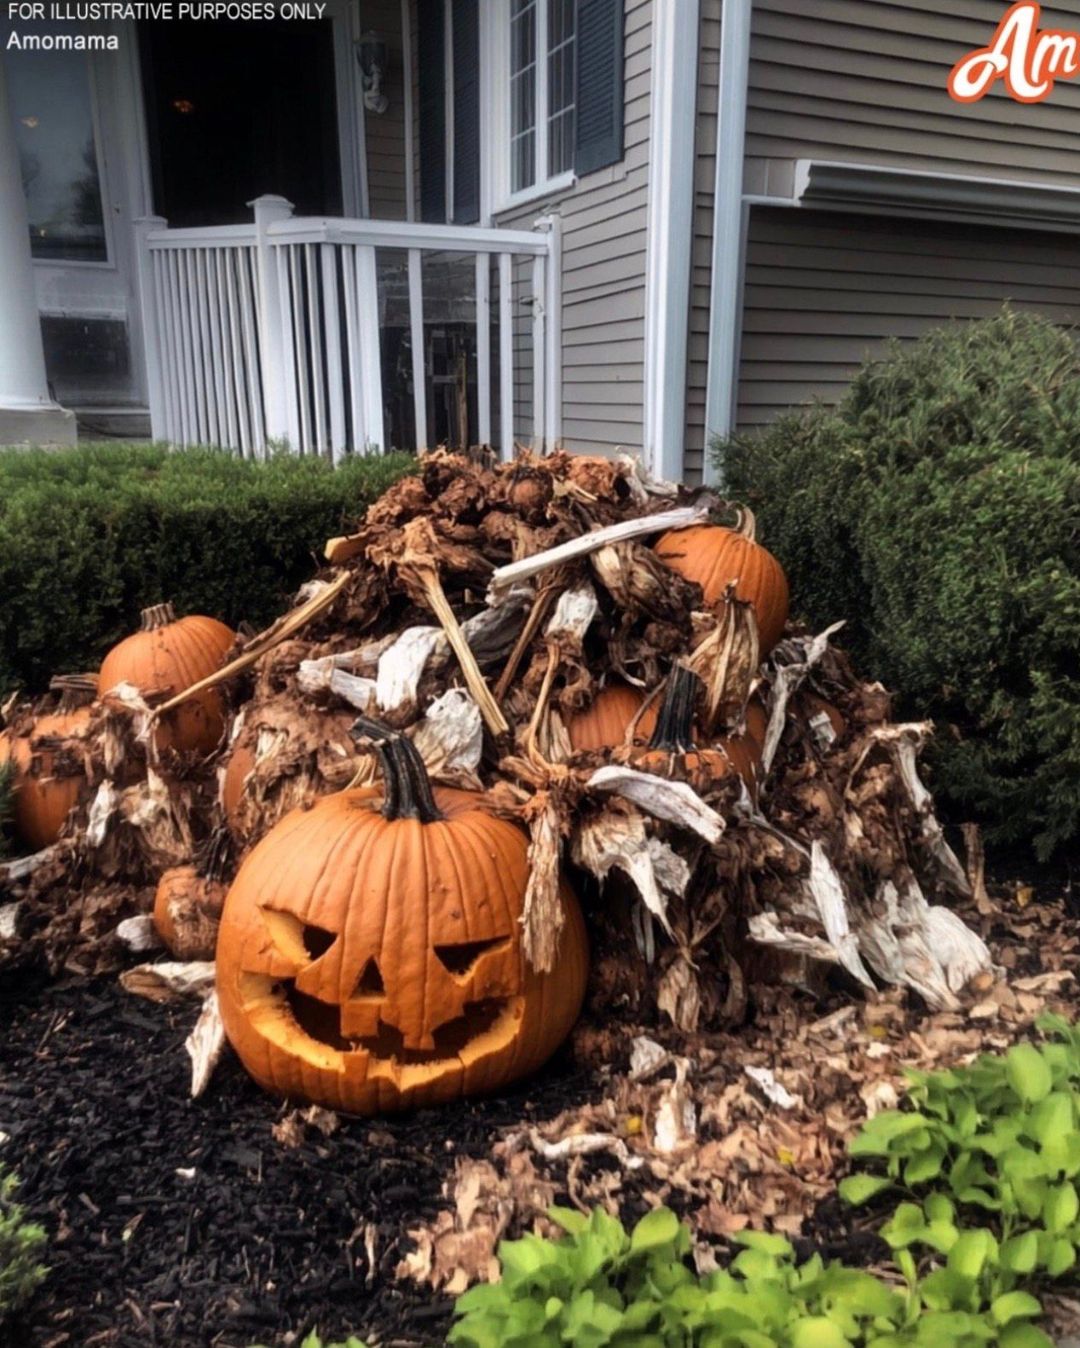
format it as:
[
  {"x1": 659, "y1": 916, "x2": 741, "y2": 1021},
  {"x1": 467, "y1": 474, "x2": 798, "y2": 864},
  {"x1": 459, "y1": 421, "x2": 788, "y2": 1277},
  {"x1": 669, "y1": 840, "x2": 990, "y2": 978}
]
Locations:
[{"x1": 948, "y1": 1, "x2": 1080, "y2": 103}]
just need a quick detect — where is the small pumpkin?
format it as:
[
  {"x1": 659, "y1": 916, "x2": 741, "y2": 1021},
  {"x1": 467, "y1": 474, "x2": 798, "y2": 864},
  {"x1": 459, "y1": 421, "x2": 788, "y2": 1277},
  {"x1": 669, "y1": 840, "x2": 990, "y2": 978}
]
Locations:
[
  {"x1": 215, "y1": 719, "x2": 589, "y2": 1115},
  {"x1": 99, "y1": 602, "x2": 235, "y2": 754},
  {"x1": 153, "y1": 865, "x2": 226, "y2": 960},
  {"x1": 632, "y1": 666, "x2": 763, "y2": 798},
  {"x1": 0, "y1": 697, "x2": 93, "y2": 851},
  {"x1": 654, "y1": 509, "x2": 790, "y2": 655},
  {"x1": 566, "y1": 682, "x2": 658, "y2": 753}
]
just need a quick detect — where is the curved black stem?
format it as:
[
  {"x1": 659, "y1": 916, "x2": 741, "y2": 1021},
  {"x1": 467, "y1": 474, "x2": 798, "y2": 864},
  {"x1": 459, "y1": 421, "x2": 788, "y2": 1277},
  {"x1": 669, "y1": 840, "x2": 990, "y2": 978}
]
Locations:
[
  {"x1": 648, "y1": 666, "x2": 701, "y2": 754},
  {"x1": 350, "y1": 716, "x2": 444, "y2": 824}
]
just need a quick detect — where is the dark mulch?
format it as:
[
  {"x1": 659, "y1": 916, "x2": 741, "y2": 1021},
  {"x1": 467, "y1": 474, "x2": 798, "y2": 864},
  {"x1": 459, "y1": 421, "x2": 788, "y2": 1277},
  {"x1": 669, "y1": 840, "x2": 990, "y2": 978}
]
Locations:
[{"x1": 0, "y1": 973, "x2": 599, "y2": 1348}]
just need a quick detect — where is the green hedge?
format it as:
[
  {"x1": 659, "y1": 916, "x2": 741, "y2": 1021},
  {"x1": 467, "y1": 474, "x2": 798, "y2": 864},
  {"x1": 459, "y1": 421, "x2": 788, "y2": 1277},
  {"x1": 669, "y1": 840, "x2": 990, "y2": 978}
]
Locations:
[
  {"x1": 0, "y1": 444, "x2": 414, "y2": 694},
  {"x1": 722, "y1": 308, "x2": 1080, "y2": 861}
]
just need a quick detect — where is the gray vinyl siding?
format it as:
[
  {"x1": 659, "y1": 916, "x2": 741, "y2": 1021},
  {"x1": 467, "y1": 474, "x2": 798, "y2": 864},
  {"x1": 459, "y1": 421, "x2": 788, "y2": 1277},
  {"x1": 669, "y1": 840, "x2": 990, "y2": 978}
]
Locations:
[
  {"x1": 363, "y1": 0, "x2": 409, "y2": 219},
  {"x1": 736, "y1": 206, "x2": 1080, "y2": 430},
  {"x1": 745, "y1": 0, "x2": 1080, "y2": 196},
  {"x1": 495, "y1": 0, "x2": 652, "y2": 456},
  {"x1": 683, "y1": 0, "x2": 722, "y2": 485}
]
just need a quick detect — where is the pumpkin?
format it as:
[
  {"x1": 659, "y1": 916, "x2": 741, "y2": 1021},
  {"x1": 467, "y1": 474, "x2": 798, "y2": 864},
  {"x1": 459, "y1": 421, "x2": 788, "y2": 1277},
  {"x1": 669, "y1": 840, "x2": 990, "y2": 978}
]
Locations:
[
  {"x1": 566, "y1": 682, "x2": 658, "y2": 753},
  {"x1": 99, "y1": 602, "x2": 235, "y2": 754},
  {"x1": 0, "y1": 703, "x2": 93, "y2": 851},
  {"x1": 654, "y1": 510, "x2": 790, "y2": 655},
  {"x1": 633, "y1": 666, "x2": 763, "y2": 798},
  {"x1": 153, "y1": 865, "x2": 226, "y2": 960},
  {"x1": 216, "y1": 719, "x2": 589, "y2": 1114}
]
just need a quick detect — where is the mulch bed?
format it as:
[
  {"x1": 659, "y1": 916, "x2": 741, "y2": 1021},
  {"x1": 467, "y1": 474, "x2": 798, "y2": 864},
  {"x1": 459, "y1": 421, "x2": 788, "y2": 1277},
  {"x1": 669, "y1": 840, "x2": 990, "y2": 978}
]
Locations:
[{"x1": 0, "y1": 972, "x2": 599, "y2": 1348}]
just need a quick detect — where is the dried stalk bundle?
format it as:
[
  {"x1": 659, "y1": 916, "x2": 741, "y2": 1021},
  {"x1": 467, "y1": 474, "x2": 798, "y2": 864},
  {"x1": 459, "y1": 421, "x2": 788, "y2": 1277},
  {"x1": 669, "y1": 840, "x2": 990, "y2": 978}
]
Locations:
[{"x1": 2, "y1": 449, "x2": 992, "y2": 1032}]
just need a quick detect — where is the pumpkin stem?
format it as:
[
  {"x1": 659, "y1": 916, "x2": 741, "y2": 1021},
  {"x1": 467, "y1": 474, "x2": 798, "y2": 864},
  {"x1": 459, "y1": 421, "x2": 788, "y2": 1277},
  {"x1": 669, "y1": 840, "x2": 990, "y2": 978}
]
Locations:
[
  {"x1": 140, "y1": 602, "x2": 177, "y2": 631},
  {"x1": 49, "y1": 673, "x2": 98, "y2": 711},
  {"x1": 649, "y1": 665, "x2": 700, "y2": 754},
  {"x1": 736, "y1": 506, "x2": 757, "y2": 541},
  {"x1": 350, "y1": 717, "x2": 444, "y2": 824}
]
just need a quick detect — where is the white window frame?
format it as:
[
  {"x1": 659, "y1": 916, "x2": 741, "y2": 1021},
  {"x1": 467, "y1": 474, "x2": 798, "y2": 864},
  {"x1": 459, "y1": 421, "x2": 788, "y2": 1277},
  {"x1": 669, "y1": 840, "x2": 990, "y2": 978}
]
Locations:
[{"x1": 481, "y1": 0, "x2": 576, "y2": 217}]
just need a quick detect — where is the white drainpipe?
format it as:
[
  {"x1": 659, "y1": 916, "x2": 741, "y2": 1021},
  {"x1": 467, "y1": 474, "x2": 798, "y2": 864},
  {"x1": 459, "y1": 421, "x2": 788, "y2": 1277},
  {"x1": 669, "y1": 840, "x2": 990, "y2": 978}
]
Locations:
[
  {"x1": 0, "y1": 58, "x2": 75, "y2": 446},
  {"x1": 703, "y1": 0, "x2": 752, "y2": 485},
  {"x1": 642, "y1": 0, "x2": 701, "y2": 484}
]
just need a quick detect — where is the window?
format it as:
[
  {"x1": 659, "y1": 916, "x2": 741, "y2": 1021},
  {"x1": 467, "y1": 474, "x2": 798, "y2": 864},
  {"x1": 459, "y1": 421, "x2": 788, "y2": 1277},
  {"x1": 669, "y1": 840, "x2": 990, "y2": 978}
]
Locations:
[
  {"x1": 508, "y1": 0, "x2": 575, "y2": 197},
  {"x1": 9, "y1": 43, "x2": 107, "y2": 262}
]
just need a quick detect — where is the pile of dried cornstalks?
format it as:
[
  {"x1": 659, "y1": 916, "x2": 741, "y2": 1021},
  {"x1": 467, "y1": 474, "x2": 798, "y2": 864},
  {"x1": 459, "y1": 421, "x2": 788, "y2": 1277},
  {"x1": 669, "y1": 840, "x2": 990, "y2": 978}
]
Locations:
[{"x1": 0, "y1": 450, "x2": 993, "y2": 1039}]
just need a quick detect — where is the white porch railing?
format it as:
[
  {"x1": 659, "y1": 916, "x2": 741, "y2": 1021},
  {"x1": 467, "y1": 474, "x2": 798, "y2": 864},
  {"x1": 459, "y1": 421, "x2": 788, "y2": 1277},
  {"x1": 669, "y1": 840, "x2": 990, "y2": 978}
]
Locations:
[{"x1": 133, "y1": 196, "x2": 561, "y2": 459}]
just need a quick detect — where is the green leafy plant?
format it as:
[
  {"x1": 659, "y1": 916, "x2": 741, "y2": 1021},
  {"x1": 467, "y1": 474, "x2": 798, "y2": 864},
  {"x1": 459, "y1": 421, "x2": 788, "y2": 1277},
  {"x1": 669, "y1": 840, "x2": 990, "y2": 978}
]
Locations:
[
  {"x1": 720, "y1": 307, "x2": 1080, "y2": 859},
  {"x1": 0, "y1": 1167, "x2": 47, "y2": 1321},
  {"x1": 842, "y1": 1016, "x2": 1080, "y2": 1302},
  {"x1": 447, "y1": 1205, "x2": 1047, "y2": 1347},
  {"x1": 0, "y1": 443, "x2": 414, "y2": 696}
]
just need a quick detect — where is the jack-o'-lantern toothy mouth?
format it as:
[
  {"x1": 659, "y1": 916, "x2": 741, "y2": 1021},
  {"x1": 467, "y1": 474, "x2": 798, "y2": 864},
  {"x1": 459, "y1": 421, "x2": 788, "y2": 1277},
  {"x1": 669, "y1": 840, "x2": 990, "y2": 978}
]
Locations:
[
  {"x1": 284, "y1": 982, "x2": 511, "y2": 1062},
  {"x1": 235, "y1": 970, "x2": 525, "y2": 1074}
]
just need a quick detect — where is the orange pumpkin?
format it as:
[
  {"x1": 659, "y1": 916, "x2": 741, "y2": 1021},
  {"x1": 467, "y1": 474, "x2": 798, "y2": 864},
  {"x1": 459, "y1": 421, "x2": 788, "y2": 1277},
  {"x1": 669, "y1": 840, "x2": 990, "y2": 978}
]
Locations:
[
  {"x1": 0, "y1": 704, "x2": 93, "y2": 851},
  {"x1": 99, "y1": 602, "x2": 235, "y2": 754},
  {"x1": 153, "y1": 865, "x2": 226, "y2": 960},
  {"x1": 216, "y1": 720, "x2": 589, "y2": 1114},
  {"x1": 633, "y1": 666, "x2": 763, "y2": 799},
  {"x1": 566, "y1": 683, "x2": 658, "y2": 753},
  {"x1": 654, "y1": 510, "x2": 790, "y2": 655}
]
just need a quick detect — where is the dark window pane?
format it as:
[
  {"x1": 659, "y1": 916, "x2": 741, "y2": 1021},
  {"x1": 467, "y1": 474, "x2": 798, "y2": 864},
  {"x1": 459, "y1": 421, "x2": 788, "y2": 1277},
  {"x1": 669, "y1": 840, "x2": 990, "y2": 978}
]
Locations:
[{"x1": 8, "y1": 44, "x2": 106, "y2": 262}]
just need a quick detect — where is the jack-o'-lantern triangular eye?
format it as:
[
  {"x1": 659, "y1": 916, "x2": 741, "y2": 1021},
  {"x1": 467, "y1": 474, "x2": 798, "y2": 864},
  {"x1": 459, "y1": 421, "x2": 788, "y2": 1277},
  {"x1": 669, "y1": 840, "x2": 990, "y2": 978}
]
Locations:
[
  {"x1": 302, "y1": 922, "x2": 337, "y2": 960},
  {"x1": 434, "y1": 937, "x2": 510, "y2": 979},
  {"x1": 353, "y1": 957, "x2": 385, "y2": 998}
]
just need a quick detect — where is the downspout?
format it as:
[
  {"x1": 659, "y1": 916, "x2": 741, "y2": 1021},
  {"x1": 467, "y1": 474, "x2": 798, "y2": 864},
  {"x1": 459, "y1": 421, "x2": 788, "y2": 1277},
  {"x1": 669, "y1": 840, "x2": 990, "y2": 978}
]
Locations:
[
  {"x1": 642, "y1": 0, "x2": 700, "y2": 484},
  {"x1": 703, "y1": 0, "x2": 752, "y2": 485}
]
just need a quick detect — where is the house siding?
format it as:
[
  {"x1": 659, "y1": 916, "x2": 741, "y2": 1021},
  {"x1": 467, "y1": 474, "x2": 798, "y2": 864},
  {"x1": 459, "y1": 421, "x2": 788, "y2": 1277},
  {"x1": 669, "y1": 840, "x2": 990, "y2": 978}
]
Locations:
[
  {"x1": 495, "y1": 0, "x2": 653, "y2": 456},
  {"x1": 736, "y1": 206, "x2": 1080, "y2": 431},
  {"x1": 744, "y1": 0, "x2": 1080, "y2": 196},
  {"x1": 363, "y1": 0, "x2": 410, "y2": 219}
]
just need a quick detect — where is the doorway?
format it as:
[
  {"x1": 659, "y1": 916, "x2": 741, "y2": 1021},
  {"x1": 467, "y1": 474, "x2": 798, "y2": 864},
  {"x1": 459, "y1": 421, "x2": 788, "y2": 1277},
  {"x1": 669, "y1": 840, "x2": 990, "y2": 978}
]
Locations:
[{"x1": 139, "y1": 17, "x2": 344, "y2": 226}]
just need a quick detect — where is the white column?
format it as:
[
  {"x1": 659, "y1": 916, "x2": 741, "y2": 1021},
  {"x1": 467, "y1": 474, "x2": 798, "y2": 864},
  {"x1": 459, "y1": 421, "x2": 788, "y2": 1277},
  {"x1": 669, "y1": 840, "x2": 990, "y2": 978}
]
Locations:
[{"x1": 0, "y1": 58, "x2": 75, "y2": 445}]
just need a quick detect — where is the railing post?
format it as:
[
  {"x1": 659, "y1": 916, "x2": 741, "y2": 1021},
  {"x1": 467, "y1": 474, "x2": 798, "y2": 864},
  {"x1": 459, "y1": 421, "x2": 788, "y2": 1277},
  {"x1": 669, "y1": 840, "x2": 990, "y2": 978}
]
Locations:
[
  {"x1": 133, "y1": 216, "x2": 168, "y2": 442},
  {"x1": 249, "y1": 194, "x2": 295, "y2": 450},
  {"x1": 535, "y1": 213, "x2": 562, "y2": 452}
]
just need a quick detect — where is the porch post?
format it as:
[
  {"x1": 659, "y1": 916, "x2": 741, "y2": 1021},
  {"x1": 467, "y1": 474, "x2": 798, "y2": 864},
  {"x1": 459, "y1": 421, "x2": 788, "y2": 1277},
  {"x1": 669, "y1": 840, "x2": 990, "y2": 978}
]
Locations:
[
  {"x1": 0, "y1": 58, "x2": 76, "y2": 446},
  {"x1": 133, "y1": 216, "x2": 169, "y2": 442},
  {"x1": 250, "y1": 194, "x2": 295, "y2": 448}
]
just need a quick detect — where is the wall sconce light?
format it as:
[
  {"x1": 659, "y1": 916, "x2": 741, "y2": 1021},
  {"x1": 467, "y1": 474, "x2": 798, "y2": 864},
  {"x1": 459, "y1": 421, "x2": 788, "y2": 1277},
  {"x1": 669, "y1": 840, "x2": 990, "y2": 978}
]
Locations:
[{"x1": 356, "y1": 31, "x2": 389, "y2": 115}]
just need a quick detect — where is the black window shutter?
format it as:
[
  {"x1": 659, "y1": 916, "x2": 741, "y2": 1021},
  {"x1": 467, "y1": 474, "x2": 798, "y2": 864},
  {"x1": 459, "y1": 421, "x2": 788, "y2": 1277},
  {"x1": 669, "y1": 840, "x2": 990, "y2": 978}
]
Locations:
[
  {"x1": 452, "y1": 0, "x2": 480, "y2": 224},
  {"x1": 574, "y1": 0, "x2": 625, "y2": 176},
  {"x1": 418, "y1": 0, "x2": 447, "y2": 223}
]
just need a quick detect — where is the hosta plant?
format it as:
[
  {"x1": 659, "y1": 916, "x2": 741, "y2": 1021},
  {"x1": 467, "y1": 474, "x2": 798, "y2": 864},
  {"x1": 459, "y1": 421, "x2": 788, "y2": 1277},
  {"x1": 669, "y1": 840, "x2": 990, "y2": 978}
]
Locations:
[{"x1": 447, "y1": 1205, "x2": 1048, "y2": 1347}]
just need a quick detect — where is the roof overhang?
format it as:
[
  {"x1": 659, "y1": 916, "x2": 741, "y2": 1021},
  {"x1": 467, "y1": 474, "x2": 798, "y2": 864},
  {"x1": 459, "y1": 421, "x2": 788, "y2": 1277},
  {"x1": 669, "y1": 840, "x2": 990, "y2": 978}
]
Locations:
[{"x1": 793, "y1": 159, "x2": 1080, "y2": 234}]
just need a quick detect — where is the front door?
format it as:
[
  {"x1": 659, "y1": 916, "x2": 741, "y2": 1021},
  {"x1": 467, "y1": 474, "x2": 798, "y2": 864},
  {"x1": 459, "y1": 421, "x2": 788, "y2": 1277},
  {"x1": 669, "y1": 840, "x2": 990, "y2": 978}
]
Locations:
[{"x1": 6, "y1": 31, "x2": 148, "y2": 414}]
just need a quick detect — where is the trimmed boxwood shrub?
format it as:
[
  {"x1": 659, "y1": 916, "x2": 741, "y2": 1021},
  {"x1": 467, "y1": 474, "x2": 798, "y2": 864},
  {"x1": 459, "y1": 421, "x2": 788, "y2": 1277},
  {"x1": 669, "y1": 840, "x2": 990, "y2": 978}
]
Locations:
[
  {"x1": 722, "y1": 308, "x2": 1080, "y2": 861},
  {"x1": 0, "y1": 444, "x2": 414, "y2": 695}
]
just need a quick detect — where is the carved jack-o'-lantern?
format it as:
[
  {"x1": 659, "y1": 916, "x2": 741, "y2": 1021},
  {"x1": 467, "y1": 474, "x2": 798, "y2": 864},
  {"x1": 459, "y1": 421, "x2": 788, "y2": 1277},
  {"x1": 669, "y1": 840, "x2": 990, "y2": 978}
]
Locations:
[{"x1": 216, "y1": 721, "x2": 588, "y2": 1114}]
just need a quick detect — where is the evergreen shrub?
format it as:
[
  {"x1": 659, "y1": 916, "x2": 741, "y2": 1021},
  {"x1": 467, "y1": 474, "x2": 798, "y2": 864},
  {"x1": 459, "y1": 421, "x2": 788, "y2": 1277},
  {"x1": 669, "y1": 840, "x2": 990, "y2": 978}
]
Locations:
[
  {"x1": 0, "y1": 444, "x2": 413, "y2": 695},
  {"x1": 722, "y1": 308, "x2": 1080, "y2": 860}
]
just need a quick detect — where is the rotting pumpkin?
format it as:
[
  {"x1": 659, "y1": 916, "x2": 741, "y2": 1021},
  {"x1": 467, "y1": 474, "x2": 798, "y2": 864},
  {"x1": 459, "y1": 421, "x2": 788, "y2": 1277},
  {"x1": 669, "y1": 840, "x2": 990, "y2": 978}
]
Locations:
[
  {"x1": 0, "y1": 675, "x2": 97, "y2": 851},
  {"x1": 98, "y1": 602, "x2": 235, "y2": 754},
  {"x1": 631, "y1": 665, "x2": 764, "y2": 800},
  {"x1": 654, "y1": 509, "x2": 790, "y2": 655},
  {"x1": 215, "y1": 719, "x2": 589, "y2": 1114}
]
